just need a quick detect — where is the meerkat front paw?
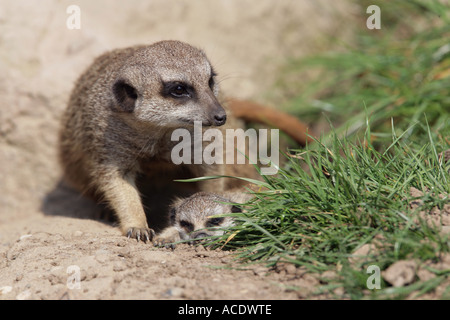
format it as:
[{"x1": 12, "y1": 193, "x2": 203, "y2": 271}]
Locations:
[
  {"x1": 153, "y1": 226, "x2": 181, "y2": 249},
  {"x1": 126, "y1": 227, "x2": 155, "y2": 242}
]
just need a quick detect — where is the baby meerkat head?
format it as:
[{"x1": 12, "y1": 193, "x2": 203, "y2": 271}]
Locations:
[
  {"x1": 111, "y1": 40, "x2": 226, "y2": 129},
  {"x1": 170, "y1": 192, "x2": 241, "y2": 241}
]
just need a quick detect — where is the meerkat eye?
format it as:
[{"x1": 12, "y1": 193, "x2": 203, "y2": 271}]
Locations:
[
  {"x1": 171, "y1": 85, "x2": 189, "y2": 97},
  {"x1": 162, "y1": 81, "x2": 194, "y2": 99},
  {"x1": 208, "y1": 76, "x2": 215, "y2": 90},
  {"x1": 231, "y1": 205, "x2": 242, "y2": 213},
  {"x1": 209, "y1": 70, "x2": 217, "y2": 90},
  {"x1": 179, "y1": 220, "x2": 194, "y2": 232},
  {"x1": 206, "y1": 217, "x2": 224, "y2": 227}
]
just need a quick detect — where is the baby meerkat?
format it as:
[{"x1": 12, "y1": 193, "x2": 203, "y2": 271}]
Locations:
[{"x1": 153, "y1": 192, "x2": 250, "y2": 247}]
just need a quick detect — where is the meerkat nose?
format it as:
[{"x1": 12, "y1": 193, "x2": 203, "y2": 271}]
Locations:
[{"x1": 213, "y1": 114, "x2": 227, "y2": 126}]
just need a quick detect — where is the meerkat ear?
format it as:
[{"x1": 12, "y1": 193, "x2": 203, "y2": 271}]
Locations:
[{"x1": 112, "y1": 79, "x2": 138, "y2": 112}]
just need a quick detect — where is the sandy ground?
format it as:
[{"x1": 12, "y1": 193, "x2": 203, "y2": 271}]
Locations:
[
  {"x1": 0, "y1": 0, "x2": 357, "y2": 300},
  {"x1": 0, "y1": 215, "x2": 317, "y2": 300}
]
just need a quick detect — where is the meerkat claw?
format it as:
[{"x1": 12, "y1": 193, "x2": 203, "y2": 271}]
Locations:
[
  {"x1": 154, "y1": 240, "x2": 176, "y2": 250},
  {"x1": 126, "y1": 227, "x2": 155, "y2": 242}
]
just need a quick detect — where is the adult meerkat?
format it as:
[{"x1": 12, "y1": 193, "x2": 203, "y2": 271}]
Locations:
[
  {"x1": 59, "y1": 40, "x2": 310, "y2": 241},
  {"x1": 153, "y1": 191, "x2": 249, "y2": 248}
]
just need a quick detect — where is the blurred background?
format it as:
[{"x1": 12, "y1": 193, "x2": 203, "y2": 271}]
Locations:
[{"x1": 0, "y1": 1, "x2": 448, "y2": 224}]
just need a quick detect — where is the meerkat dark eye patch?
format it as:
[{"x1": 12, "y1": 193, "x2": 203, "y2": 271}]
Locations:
[
  {"x1": 112, "y1": 80, "x2": 138, "y2": 113},
  {"x1": 206, "y1": 217, "x2": 224, "y2": 227},
  {"x1": 231, "y1": 205, "x2": 242, "y2": 213},
  {"x1": 162, "y1": 81, "x2": 194, "y2": 99},
  {"x1": 208, "y1": 77, "x2": 215, "y2": 90},
  {"x1": 208, "y1": 71, "x2": 217, "y2": 90},
  {"x1": 179, "y1": 220, "x2": 194, "y2": 233},
  {"x1": 208, "y1": 69, "x2": 218, "y2": 90},
  {"x1": 169, "y1": 207, "x2": 177, "y2": 224}
]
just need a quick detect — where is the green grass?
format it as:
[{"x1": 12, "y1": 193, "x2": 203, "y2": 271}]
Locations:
[
  {"x1": 277, "y1": 0, "x2": 449, "y2": 142},
  {"x1": 208, "y1": 1, "x2": 450, "y2": 299},
  {"x1": 211, "y1": 125, "x2": 449, "y2": 299}
]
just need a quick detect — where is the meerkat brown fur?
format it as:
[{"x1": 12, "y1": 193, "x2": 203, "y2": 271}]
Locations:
[
  {"x1": 59, "y1": 40, "x2": 311, "y2": 242},
  {"x1": 59, "y1": 41, "x2": 235, "y2": 241}
]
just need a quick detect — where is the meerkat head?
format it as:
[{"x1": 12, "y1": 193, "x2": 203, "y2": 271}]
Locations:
[
  {"x1": 111, "y1": 40, "x2": 226, "y2": 129},
  {"x1": 169, "y1": 192, "x2": 241, "y2": 241}
]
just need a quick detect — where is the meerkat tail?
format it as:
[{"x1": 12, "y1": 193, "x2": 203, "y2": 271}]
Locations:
[{"x1": 227, "y1": 99, "x2": 313, "y2": 146}]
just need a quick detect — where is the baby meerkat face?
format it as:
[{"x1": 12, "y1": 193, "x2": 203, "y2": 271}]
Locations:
[
  {"x1": 170, "y1": 192, "x2": 241, "y2": 241},
  {"x1": 111, "y1": 40, "x2": 226, "y2": 129}
]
